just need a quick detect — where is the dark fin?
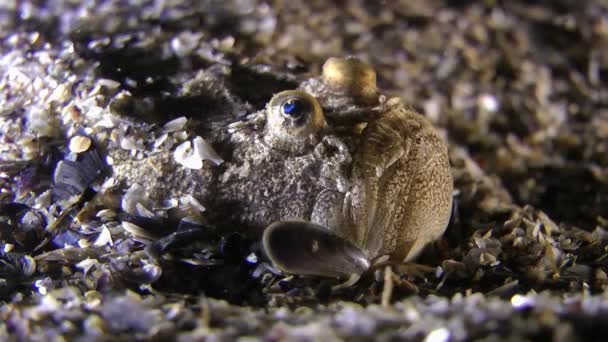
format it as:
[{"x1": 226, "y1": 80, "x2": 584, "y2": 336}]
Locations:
[{"x1": 262, "y1": 221, "x2": 370, "y2": 278}]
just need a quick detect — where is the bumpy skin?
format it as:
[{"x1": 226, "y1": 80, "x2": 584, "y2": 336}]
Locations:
[{"x1": 215, "y1": 122, "x2": 352, "y2": 233}]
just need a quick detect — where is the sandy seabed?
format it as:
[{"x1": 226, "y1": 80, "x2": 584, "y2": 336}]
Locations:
[{"x1": 0, "y1": 1, "x2": 607, "y2": 340}]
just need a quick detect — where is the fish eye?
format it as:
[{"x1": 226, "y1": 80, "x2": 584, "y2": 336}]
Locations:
[
  {"x1": 265, "y1": 90, "x2": 325, "y2": 149},
  {"x1": 280, "y1": 98, "x2": 309, "y2": 121}
]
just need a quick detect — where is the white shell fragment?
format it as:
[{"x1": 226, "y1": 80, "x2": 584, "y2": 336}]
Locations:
[
  {"x1": 76, "y1": 258, "x2": 100, "y2": 276},
  {"x1": 119, "y1": 135, "x2": 144, "y2": 151},
  {"x1": 121, "y1": 183, "x2": 152, "y2": 216},
  {"x1": 193, "y1": 136, "x2": 223, "y2": 165},
  {"x1": 94, "y1": 226, "x2": 113, "y2": 247},
  {"x1": 49, "y1": 83, "x2": 70, "y2": 103},
  {"x1": 69, "y1": 135, "x2": 92, "y2": 153},
  {"x1": 163, "y1": 116, "x2": 188, "y2": 133},
  {"x1": 122, "y1": 221, "x2": 158, "y2": 242},
  {"x1": 153, "y1": 133, "x2": 169, "y2": 149},
  {"x1": 174, "y1": 137, "x2": 223, "y2": 169},
  {"x1": 136, "y1": 202, "x2": 156, "y2": 218},
  {"x1": 173, "y1": 140, "x2": 203, "y2": 169},
  {"x1": 424, "y1": 327, "x2": 451, "y2": 342},
  {"x1": 96, "y1": 209, "x2": 117, "y2": 220},
  {"x1": 179, "y1": 194, "x2": 206, "y2": 213},
  {"x1": 97, "y1": 78, "x2": 121, "y2": 91}
]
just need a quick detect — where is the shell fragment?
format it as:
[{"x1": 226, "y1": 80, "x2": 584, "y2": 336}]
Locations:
[
  {"x1": 174, "y1": 140, "x2": 203, "y2": 169},
  {"x1": 69, "y1": 135, "x2": 92, "y2": 153},
  {"x1": 174, "y1": 137, "x2": 223, "y2": 169},
  {"x1": 193, "y1": 136, "x2": 223, "y2": 165}
]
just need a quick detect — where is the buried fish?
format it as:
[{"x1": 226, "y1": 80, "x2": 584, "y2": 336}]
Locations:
[
  {"x1": 225, "y1": 57, "x2": 453, "y2": 277},
  {"x1": 110, "y1": 57, "x2": 453, "y2": 278}
]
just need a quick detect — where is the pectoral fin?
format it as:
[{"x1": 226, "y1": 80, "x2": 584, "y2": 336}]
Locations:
[{"x1": 262, "y1": 221, "x2": 370, "y2": 278}]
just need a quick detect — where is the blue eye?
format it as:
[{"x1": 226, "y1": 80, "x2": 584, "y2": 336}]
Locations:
[
  {"x1": 281, "y1": 99, "x2": 305, "y2": 119},
  {"x1": 282, "y1": 101, "x2": 297, "y2": 114}
]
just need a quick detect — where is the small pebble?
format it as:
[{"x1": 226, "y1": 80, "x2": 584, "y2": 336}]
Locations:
[{"x1": 69, "y1": 135, "x2": 92, "y2": 153}]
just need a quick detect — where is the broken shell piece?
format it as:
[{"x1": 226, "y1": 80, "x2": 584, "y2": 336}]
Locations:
[
  {"x1": 53, "y1": 148, "x2": 106, "y2": 200},
  {"x1": 93, "y1": 226, "x2": 113, "y2": 247},
  {"x1": 136, "y1": 202, "x2": 156, "y2": 218},
  {"x1": 262, "y1": 221, "x2": 370, "y2": 278},
  {"x1": 69, "y1": 135, "x2": 92, "y2": 153},
  {"x1": 153, "y1": 133, "x2": 169, "y2": 149},
  {"x1": 163, "y1": 116, "x2": 188, "y2": 133},
  {"x1": 122, "y1": 221, "x2": 159, "y2": 243},
  {"x1": 193, "y1": 136, "x2": 223, "y2": 165},
  {"x1": 121, "y1": 183, "x2": 152, "y2": 216},
  {"x1": 174, "y1": 137, "x2": 223, "y2": 169},
  {"x1": 155, "y1": 198, "x2": 178, "y2": 211},
  {"x1": 119, "y1": 135, "x2": 144, "y2": 151},
  {"x1": 173, "y1": 140, "x2": 203, "y2": 169},
  {"x1": 20, "y1": 255, "x2": 36, "y2": 277},
  {"x1": 179, "y1": 194, "x2": 206, "y2": 213}
]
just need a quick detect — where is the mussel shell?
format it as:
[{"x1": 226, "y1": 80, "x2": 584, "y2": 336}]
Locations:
[
  {"x1": 52, "y1": 147, "x2": 106, "y2": 200},
  {"x1": 262, "y1": 221, "x2": 370, "y2": 278}
]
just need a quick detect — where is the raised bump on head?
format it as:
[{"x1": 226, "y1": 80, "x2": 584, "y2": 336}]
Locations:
[{"x1": 322, "y1": 57, "x2": 379, "y2": 105}]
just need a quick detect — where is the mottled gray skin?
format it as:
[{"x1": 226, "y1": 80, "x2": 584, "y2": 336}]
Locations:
[
  {"x1": 216, "y1": 123, "x2": 352, "y2": 233},
  {"x1": 111, "y1": 57, "x2": 453, "y2": 263},
  {"x1": 111, "y1": 150, "x2": 218, "y2": 201}
]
